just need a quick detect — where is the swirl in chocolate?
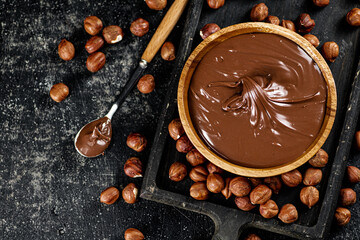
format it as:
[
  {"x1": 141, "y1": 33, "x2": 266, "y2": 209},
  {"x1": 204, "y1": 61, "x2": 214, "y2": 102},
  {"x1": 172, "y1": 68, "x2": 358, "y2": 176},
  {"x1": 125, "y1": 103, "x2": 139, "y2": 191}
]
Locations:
[
  {"x1": 189, "y1": 33, "x2": 327, "y2": 168},
  {"x1": 75, "y1": 117, "x2": 112, "y2": 157}
]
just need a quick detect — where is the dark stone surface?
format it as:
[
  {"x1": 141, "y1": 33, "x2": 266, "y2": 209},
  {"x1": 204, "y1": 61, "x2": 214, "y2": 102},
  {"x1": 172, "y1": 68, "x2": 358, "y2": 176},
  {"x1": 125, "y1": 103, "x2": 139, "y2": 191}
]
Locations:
[{"x1": 0, "y1": 0, "x2": 359, "y2": 239}]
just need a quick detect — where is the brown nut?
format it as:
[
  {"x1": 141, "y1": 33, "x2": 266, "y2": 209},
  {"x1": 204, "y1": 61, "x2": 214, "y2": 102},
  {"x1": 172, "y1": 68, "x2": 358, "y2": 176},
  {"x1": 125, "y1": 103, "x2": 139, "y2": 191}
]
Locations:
[
  {"x1": 207, "y1": 173, "x2": 225, "y2": 193},
  {"x1": 58, "y1": 39, "x2": 75, "y2": 61},
  {"x1": 250, "y1": 3, "x2": 268, "y2": 22},
  {"x1": 190, "y1": 182, "x2": 210, "y2": 200},
  {"x1": 85, "y1": 36, "x2": 104, "y2": 54},
  {"x1": 186, "y1": 149, "x2": 206, "y2": 166},
  {"x1": 200, "y1": 23, "x2": 221, "y2": 40},
  {"x1": 189, "y1": 166, "x2": 209, "y2": 182},
  {"x1": 221, "y1": 177, "x2": 232, "y2": 199},
  {"x1": 102, "y1": 25, "x2": 124, "y2": 44},
  {"x1": 137, "y1": 74, "x2": 155, "y2": 94},
  {"x1": 265, "y1": 16, "x2": 280, "y2": 25},
  {"x1": 176, "y1": 135, "x2": 193, "y2": 153},
  {"x1": 235, "y1": 196, "x2": 256, "y2": 211},
  {"x1": 122, "y1": 183, "x2": 138, "y2": 204},
  {"x1": 169, "y1": 162, "x2": 187, "y2": 182},
  {"x1": 206, "y1": 162, "x2": 224, "y2": 174},
  {"x1": 278, "y1": 204, "x2": 298, "y2": 224},
  {"x1": 340, "y1": 188, "x2": 357, "y2": 206},
  {"x1": 145, "y1": 0, "x2": 167, "y2": 10},
  {"x1": 281, "y1": 169, "x2": 302, "y2": 187},
  {"x1": 259, "y1": 199, "x2": 279, "y2": 219},
  {"x1": 206, "y1": 0, "x2": 225, "y2": 9},
  {"x1": 86, "y1": 52, "x2": 106, "y2": 72},
  {"x1": 281, "y1": 20, "x2": 296, "y2": 32},
  {"x1": 168, "y1": 118, "x2": 184, "y2": 140},
  {"x1": 355, "y1": 131, "x2": 360, "y2": 150},
  {"x1": 309, "y1": 149, "x2": 328, "y2": 167},
  {"x1": 244, "y1": 234, "x2": 262, "y2": 240},
  {"x1": 124, "y1": 157, "x2": 143, "y2": 178},
  {"x1": 50, "y1": 83, "x2": 69, "y2": 103},
  {"x1": 100, "y1": 186, "x2": 120, "y2": 205},
  {"x1": 303, "y1": 34, "x2": 320, "y2": 48},
  {"x1": 303, "y1": 168, "x2": 322, "y2": 186},
  {"x1": 250, "y1": 184, "x2": 272, "y2": 205},
  {"x1": 124, "y1": 228, "x2": 144, "y2": 240},
  {"x1": 130, "y1": 18, "x2": 149, "y2": 37},
  {"x1": 249, "y1": 178, "x2": 263, "y2": 188},
  {"x1": 161, "y1": 42, "x2": 176, "y2": 61},
  {"x1": 126, "y1": 133, "x2": 147, "y2": 152},
  {"x1": 296, "y1": 13, "x2": 315, "y2": 34},
  {"x1": 347, "y1": 8, "x2": 360, "y2": 26},
  {"x1": 321, "y1": 41, "x2": 339, "y2": 63},
  {"x1": 312, "y1": 0, "x2": 329, "y2": 7},
  {"x1": 263, "y1": 176, "x2": 282, "y2": 194},
  {"x1": 335, "y1": 207, "x2": 351, "y2": 226},
  {"x1": 84, "y1": 16, "x2": 103, "y2": 35},
  {"x1": 229, "y1": 177, "x2": 251, "y2": 197},
  {"x1": 300, "y1": 186, "x2": 319, "y2": 208},
  {"x1": 347, "y1": 166, "x2": 360, "y2": 183}
]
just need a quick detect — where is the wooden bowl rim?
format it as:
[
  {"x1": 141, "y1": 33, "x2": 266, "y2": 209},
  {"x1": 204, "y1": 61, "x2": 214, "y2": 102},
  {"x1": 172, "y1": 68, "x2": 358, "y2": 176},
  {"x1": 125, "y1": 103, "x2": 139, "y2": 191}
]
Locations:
[{"x1": 177, "y1": 22, "x2": 337, "y2": 177}]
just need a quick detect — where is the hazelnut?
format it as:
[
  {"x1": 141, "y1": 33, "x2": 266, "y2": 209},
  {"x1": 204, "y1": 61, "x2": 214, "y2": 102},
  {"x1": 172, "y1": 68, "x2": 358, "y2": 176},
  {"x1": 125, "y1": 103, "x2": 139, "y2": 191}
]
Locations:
[
  {"x1": 263, "y1": 176, "x2": 282, "y2": 194},
  {"x1": 312, "y1": 0, "x2": 329, "y2": 7},
  {"x1": 303, "y1": 34, "x2": 320, "y2": 48},
  {"x1": 206, "y1": 0, "x2": 225, "y2": 9},
  {"x1": 229, "y1": 177, "x2": 251, "y2": 197},
  {"x1": 124, "y1": 228, "x2": 144, "y2": 240},
  {"x1": 85, "y1": 36, "x2": 104, "y2": 54},
  {"x1": 186, "y1": 149, "x2": 206, "y2": 166},
  {"x1": 168, "y1": 118, "x2": 184, "y2": 140},
  {"x1": 126, "y1": 133, "x2": 147, "y2": 152},
  {"x1": 281, "y1": 169, "x2": 302, "y2": 187},
  {"x1": 122, "y1": 183, "x2": 138, "y2": 204},
  {"x1": 296, "y1": 13, "x2": 315, "y2": 34},
  {"x1": 340, "y1": 188, "x2": 356, "y2": 206},
  {"x1": 346, "y1": 8, "x2": 360, "y2": 26},
  {"x1": 321, "y1": 41, "x2": 339, "y2": 63},
  {"x1": 200, "y1": 23, "x2": 221, "y2": 40},
  {"x1": 84, "y1": 16, "x2": 103, "y2": 35},
  {"x1": 347, "y1": 166, "x2": 360, "y2": 183},
  {"x1": 221, "y1": 177, "x2": 232, "y2": 199},
  {"x1": 235, "y1": 196, "x2": 256, "y2": 211},
  {"x1": 50, "y1": 83, "x2": 69, "y2": 103},
  {"x1": 265, "y1": 16, "x2": 280, "y2": 25},
  {"x1": 355, "y1": 131, "x2": 360, "y2": 150},
  {"x1": 58, "y1": 39, "x2": 75, "y2": 61},
  {"x1": 189, "y1": 166, "x2": 209, "y2": 182},
  {"x1": 249, "y1": 178, "x2": 262, "y2": 188},
  {"x1": 278, "y1": 204, "x2": 298, "y2": 224},
  {"x1": 335, "y1": 207, "x2": 351, "y2": 226},
  {"x1": 102, "y1": 25, "x2": 124, "y2": 44},
  {"x1": 145, "y1": 0, "x2": 167, "y2": 10},
  {"x1": 281, "y1": 20, "x2": 296, "y2": 32},
  {"x1": 137, "y1": 74, "x2": 155, "y2": 94},
  {"x1": 244, "y1": 234, "x2": 262, "y2": 240},
  {"x1": 86, "y1": 52, "x2": 106, "y2": 72},
  {"x1": 207, "y1": 173, "x2": 225, "y2": 193},
  {"x1": 124, "y1": 157, "x2": 143, "y2": 178},
  {"x1": 161, "y1": 42, "x2": 176, "y2": 61},
  {"x1": 169, "y1": 162, "x2": 187, "y2": 182},
  {"x1": 259, "y1": 199, "x2": 279, "y2": 219},
  {"x1": 308, "y1": 149, "x2": 328, "y2": 167},
  {"x1": 130, "y1": 18, "x2": 149, "y2": 37},
  {"x1": 190, "y1": 182, "x2": 210, "y2": 200},
  {"x1": 250, "y1": 184, "x2": 272, "y2": 205},
  {"x1": 100, "y1": 186, "x2": 120, "y2": 205},
  {"x1": 300, "y1": 186, "x2": 319, "y2": 208},
  {"x1": 303, "y1": 168, "x2": 322, "y2": 186},
  {"x1": 250, "y1": 3, "x2": 268, "y2": 22},
  {"x1": 176, "y1": 135, "x2": 193, "y2": 153},
  {"x1": 206, "y1": 162, "x2": 224, "y2": 174}
]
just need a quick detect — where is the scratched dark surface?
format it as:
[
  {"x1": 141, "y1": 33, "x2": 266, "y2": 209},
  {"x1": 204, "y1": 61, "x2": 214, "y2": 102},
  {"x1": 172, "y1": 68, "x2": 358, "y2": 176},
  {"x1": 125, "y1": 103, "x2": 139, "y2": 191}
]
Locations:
[{"x1": 0, "y1": 0, "x2": 359, "y2": 239}]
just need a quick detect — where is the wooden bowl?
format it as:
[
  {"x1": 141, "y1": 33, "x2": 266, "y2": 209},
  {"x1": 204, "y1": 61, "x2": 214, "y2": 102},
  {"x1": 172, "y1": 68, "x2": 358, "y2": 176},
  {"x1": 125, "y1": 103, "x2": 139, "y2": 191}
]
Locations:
[{"x1": 178, "y1": 22, "x2": 337, "y2": 177}]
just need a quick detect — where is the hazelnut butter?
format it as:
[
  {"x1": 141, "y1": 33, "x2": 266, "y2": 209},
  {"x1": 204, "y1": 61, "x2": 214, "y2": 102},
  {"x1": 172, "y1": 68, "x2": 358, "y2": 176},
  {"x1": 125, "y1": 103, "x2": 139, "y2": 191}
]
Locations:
[{"x1": 188, "y1": 33, "x2": 327, "y2": 168}]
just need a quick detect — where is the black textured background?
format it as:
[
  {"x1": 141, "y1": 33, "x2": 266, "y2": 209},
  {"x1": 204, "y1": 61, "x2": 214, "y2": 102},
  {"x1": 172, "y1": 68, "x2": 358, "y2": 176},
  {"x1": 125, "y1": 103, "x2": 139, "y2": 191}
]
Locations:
[{"x1": 0, "y1": 0, "x2": 359, "y2": 239}]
